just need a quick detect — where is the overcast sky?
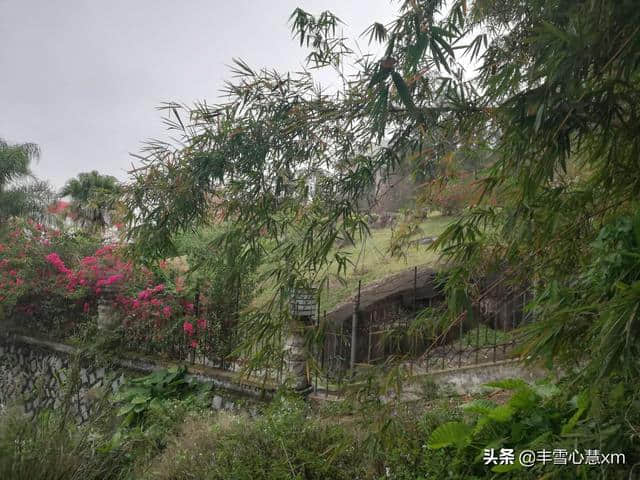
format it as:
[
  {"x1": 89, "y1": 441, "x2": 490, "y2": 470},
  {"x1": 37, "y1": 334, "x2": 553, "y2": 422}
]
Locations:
[{"x1": 1, "y1": 0, "x2": 394, "y2": 189}]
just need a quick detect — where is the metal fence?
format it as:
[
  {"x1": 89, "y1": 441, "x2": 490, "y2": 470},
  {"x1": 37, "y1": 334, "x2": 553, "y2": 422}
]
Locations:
[
  {"x1": 107, "y1": 267, "x2": 534, "y2": 394},
  {"x1": 309, "y1": 269, "x2": 534, "y2": 395}
]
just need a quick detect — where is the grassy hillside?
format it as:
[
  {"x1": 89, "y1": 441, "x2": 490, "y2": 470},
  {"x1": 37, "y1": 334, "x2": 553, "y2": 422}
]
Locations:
[
  {"x1": 252, "y1": 214, "x2": 453, "y2": 313},
  {"x1": 317, "y1": 214, "x2": 452, "y2": 312}
]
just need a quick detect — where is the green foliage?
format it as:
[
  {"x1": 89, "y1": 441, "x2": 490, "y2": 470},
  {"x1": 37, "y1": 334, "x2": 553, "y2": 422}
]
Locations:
[
  {"x1": 0, "y1": 138, "x2": 38, "y2": 189},
  {"x1": 61, "y1": 170, "x2": 121, "y2": 232},
  {"x1": 146, "y1": 394, "x2": 366, "y2": 480},
  {"x1": 114, "y1": 366, "x2": 209, "y2": 429},
  {"x1": 0, "y1": 217, "x2": 101, "y2": 329},
  {"x1": 521, "y1": 209, "x2": 640, "y2": 381},
  {"x1": 427, "y1": 421, "x2": 472, "y2": 449},
  {"x1": 172, "y1": 224, "x2": 261, "y2": 358},
  {"x1": 0, "y1": 409, "x2": 127, "y2": 480},
  {"x1": 427, "y1": 378, "x2": 639, "y2": 478},
  {"x1": 110, "y1": 1, "x2": 640, "y2": 474},
  {"x1": 0, "y1": 138, "x2": 55, "y2": 223}
]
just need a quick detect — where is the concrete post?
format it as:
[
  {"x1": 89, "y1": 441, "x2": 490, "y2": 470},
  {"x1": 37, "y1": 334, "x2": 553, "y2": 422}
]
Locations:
[
  {"x1": 349, "y1": 280, "x2": 361, "y2": 373},
  {"x1": 284, "y1": 317, "x2": 310, "y2": 391},
  {"x1": 97, "y1": 284, "x2": 120, "y2": 331},
  {"x1": 286, "y1": 288, "x2": 316, "y2": 393}
]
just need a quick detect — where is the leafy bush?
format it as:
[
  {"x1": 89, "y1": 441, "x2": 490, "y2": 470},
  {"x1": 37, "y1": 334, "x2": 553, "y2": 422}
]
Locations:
[
  {"x1": 0, "y1": 408, "x2": 127, "y2": 480},
  {"x1": 114, "y1": 366, "x2": 209, "y2": 429},
  {"x1": 427, "y1": 378, "x2": 639, "y2": 479},
  {"x1": 0, "y1": 218, "x2": 220, "y2": 357},
  {"x1": 0, "y1": 218, "x2": 100, "y2": 331},
  {"x1": 146, "y1": 394, "x2": 365, "y2": 480},
  {"x1": 173, "y1": 224, "x2": 261, "y2": 359}
]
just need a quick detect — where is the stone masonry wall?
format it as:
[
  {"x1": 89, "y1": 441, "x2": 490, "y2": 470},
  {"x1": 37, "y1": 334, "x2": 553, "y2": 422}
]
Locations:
[
  {"x1": 0, "y1": 334, "x2": 268, "y2": 423},
  {"x1": 0, "y1": 337, "x2": 125, "y2": 422}
]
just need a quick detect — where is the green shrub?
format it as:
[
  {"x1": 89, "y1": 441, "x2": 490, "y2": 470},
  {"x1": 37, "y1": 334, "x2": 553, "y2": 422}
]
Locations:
[
  {"x1": 146, "y1": 394, "x2": 365, "y2": 480},
  {"x1": 0, "y1": 408, "x2": 127, "y2": 480},
  {"x1": 426, "y1": 378, "x2": 639, "y2": 479}
]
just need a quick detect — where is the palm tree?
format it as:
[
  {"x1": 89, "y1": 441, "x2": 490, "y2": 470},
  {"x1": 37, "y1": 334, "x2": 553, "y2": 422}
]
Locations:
[
  {"x1": 0, "y1": 138, "x2": 38, "y2": 188},
  {"x1": 0, "y1": 138, "x2": 54, "y2": 223},
  {"x1": 60, "y1": 171, "x2": 121, "y2": 232}
]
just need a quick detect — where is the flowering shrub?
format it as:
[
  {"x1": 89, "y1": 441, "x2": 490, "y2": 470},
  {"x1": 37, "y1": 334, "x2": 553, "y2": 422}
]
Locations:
[
  {"x1": 0, "y1": 218, "x2": 97, "y2": 329},
  {"x1": 0, "y1": 218, "x2": 220, "y2": 359}
]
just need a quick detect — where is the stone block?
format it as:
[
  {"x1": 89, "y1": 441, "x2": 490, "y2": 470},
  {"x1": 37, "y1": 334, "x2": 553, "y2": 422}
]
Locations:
[{"x1": 211, "y1": 395, "x2": 223, "y2": 410}]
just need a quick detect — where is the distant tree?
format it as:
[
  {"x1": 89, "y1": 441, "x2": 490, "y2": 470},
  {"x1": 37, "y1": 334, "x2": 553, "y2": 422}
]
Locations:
[
  {"x1": 0, "y1": 138, "x2": 37, "y2": 188},
  {"x1": 60, "y1": 171, "x2": 121, "y2": 232},
  {"x1": 0, "y1": 138, "x2": 55, "y2": 223}
]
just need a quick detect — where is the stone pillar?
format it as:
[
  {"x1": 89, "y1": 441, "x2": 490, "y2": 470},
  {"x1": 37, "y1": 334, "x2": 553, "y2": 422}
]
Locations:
[
  {"x1": 285, "y1": 288, "x2": 316, "y2": 393},
  {"x1": 97, "y1": 284, "x2": 120, "y2": 331},
  {"x1": 284, "y1": 317, "x2": 310, "y2": 392}
]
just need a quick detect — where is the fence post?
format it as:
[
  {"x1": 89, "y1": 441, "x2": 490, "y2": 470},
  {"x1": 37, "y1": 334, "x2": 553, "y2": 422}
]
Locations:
[
  {"x1": 458, "y1": 311, "x2": 463, "y2": 368},
  {"x1": 413, "y1": 266, "x2": 417, "y2": 312},
  {"x1": 502, "y1": 301, "x2": 508, "y2": 355},
  {"x1": 349, "y1": 280, "x2": 361, "y2": 374},
  {"x1": 323, "y1": 310, "x2": 327, "y2": 397},
  {"x1": 475, "y1": 314, "x2": 480, "y2": 364},
  {"x1": 367, "y1": 311, "x2": 373, "y2": 364}
]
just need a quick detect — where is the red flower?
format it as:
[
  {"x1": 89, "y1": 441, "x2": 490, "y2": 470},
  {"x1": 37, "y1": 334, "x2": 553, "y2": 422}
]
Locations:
[
  {"x1": 83, "y1": 302, "x2": 90, "y2": 313},
  {"x1": 95, "y1": 245, "x2": 114, "y2": 256},
  {"x1": 183, "y1": 321, "x2": 194, "y2": 335},
  {"x1": 138, "y1": 289, "x2": 152, "y2": 300},
  {"x1": 81, "y1": 256, "x2": 97, "y2": 266},
  {"x1": 45, "y1": 253, "x2": 71, "y2": 275},
  {"x1": 197, "y1": 317, "x2": 207, "y2": 329},
  {"x1": 190, "y1": 340, "x2": 198, "y2": 349},
  {"x1": 162, "y1": 306, "x2": 172, "y2": 318},
  {"x1": 105, "y1": 274, "x2": 124, "y2": 286}
]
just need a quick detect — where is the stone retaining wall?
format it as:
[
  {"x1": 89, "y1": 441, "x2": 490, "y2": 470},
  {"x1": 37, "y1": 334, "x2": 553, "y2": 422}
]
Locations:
[{"x1": 0, "y1": 334, "x2": 269, "y2": 422}]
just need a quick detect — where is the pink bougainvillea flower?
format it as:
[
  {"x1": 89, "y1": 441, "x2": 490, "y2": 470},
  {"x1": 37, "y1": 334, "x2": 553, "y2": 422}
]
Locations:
[
  {"x1": 95, "y1": 245, "x2": 114, "y2": 256},
  {"x1": 152, "y1": 283, "x2": 165, "y2": 293},
  {"x1": 162, "y1": 306, "x2": 171, "y2": 318},
  {"x1": 190, "y1": 340, "x2": 198, "y2": 349},
  {"x1": 138, "y1": 289, "x2": 152, "y2": 300},
  {"x1": 83, "y1": 302, "x2": 90, "y2": 313},
  {"x1": 184, "y1": 302, "x2": 194, "y2": 314},
  {"x1": 45, "y1": 253, "x2": 71, "y2": 275},
  {"x1": 132, "y1": 299, "x2": 141, "y2": 309},
  {"x1": 150, "y1": 298, "x2": 161, "y2": 306},
  {"x1": 105, "y1": 274, "x2": 124, "y2": 286},
  {"x1": 197, "y1": 317, "x2": 207, "y2": 329},
  {"x1": 183, "y1": 321, "x2": 194, "y2": 335},
  {"x1": 81, "y1": 256, "x2": 97, "y2": 266}
]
